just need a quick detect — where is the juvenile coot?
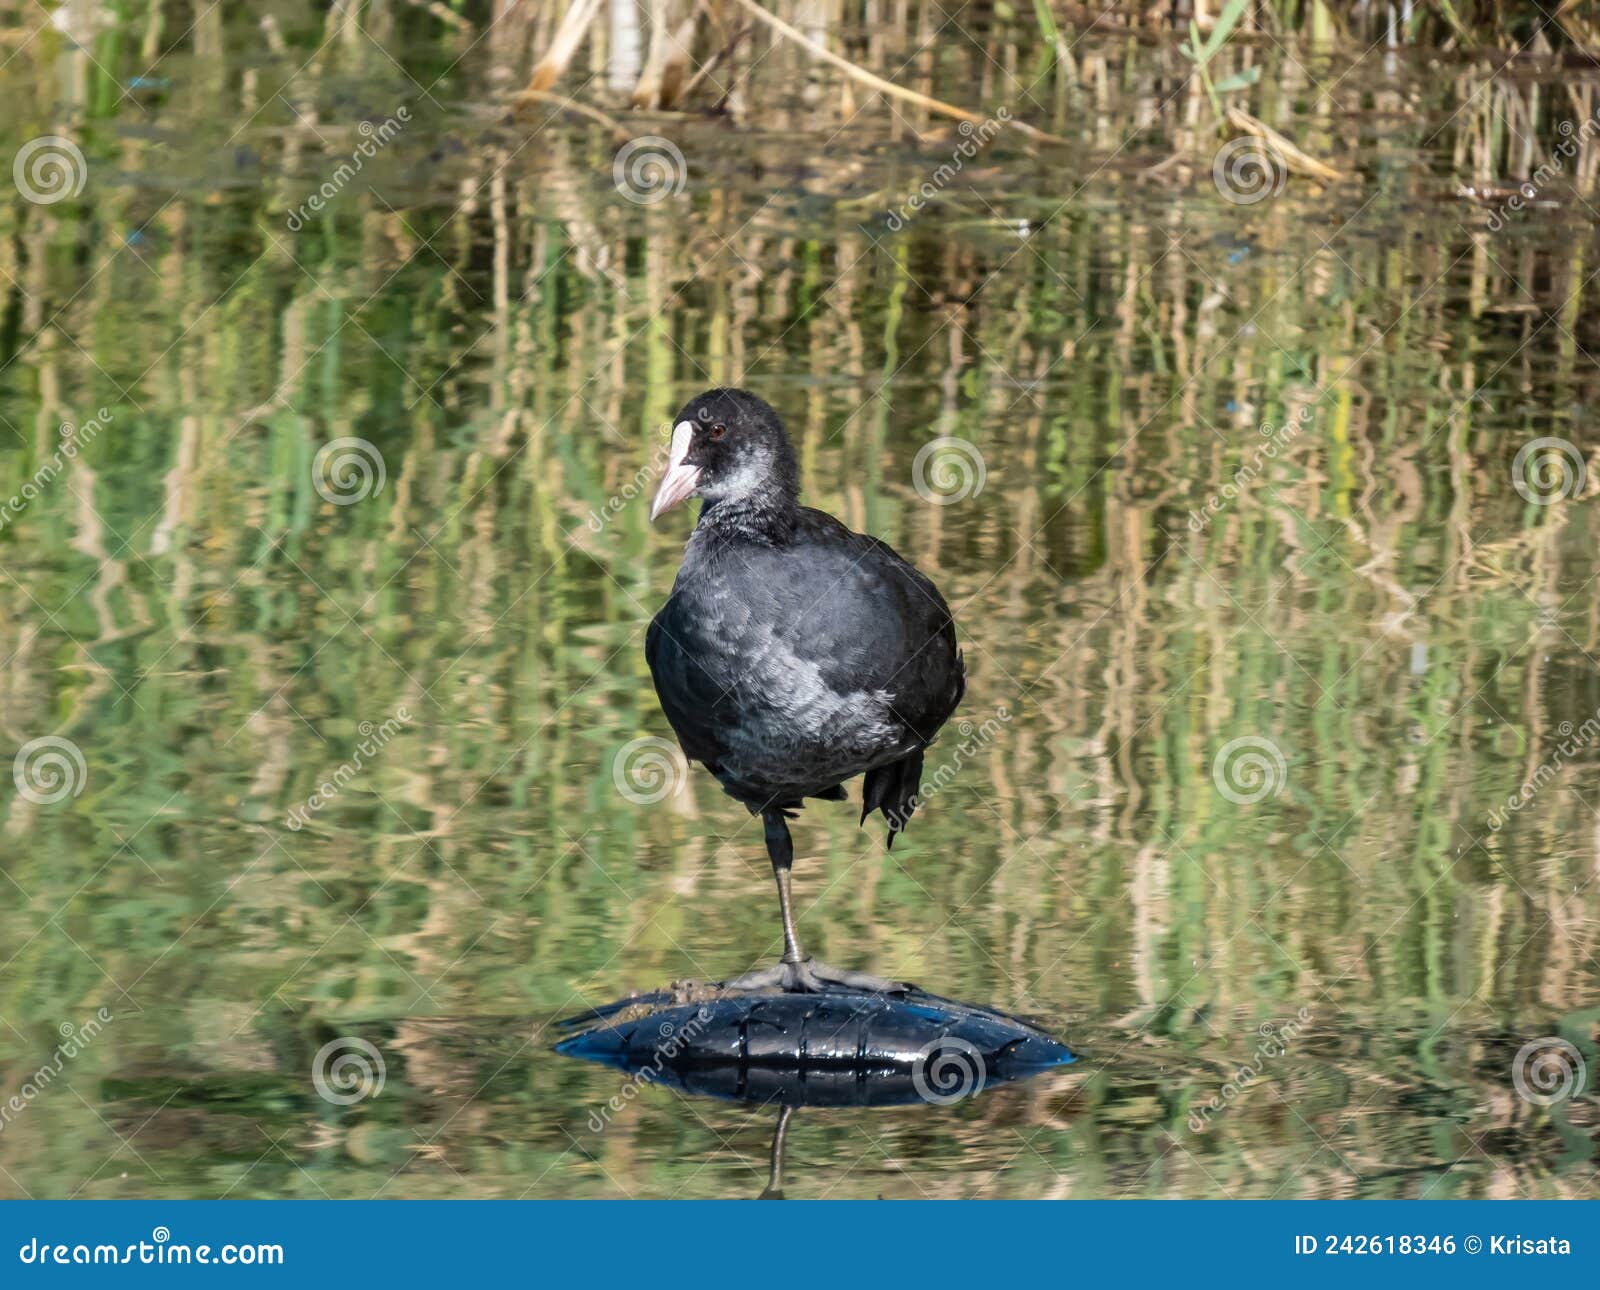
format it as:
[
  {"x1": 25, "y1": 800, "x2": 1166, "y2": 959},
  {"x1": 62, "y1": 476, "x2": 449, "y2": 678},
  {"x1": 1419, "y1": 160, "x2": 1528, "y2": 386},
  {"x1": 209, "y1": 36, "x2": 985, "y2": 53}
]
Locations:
[{"x1": 647, "y1": 388, "x2": 965, "y2": 992}]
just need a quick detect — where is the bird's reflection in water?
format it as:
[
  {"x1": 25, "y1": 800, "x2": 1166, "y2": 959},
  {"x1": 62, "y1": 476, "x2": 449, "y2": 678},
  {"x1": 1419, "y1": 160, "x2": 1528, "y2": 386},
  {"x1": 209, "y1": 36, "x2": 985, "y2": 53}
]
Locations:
[{"x1": 555, "y1": 984, "x2": 1074, "y2": 1197}]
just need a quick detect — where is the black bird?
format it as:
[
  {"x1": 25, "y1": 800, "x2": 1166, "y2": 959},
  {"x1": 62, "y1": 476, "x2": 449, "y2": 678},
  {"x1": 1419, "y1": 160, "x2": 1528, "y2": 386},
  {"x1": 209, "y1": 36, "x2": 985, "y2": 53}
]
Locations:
[{"x1": 646, "y1": 388, "x2": 965, "y2": 992}]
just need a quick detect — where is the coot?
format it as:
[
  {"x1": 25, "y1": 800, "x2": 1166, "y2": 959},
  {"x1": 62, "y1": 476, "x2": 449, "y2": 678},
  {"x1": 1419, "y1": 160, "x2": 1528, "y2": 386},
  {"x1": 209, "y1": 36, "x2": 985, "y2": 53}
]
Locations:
[{"x1": 646, "y1": 388, "x2": 965, "y2": 992}]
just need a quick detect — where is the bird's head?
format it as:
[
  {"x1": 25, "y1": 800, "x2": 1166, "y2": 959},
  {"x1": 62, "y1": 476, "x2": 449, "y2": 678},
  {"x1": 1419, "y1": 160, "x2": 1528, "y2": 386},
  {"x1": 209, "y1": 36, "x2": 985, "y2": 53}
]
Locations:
[{"x1": 649, "y1": 388, "x2": 799, "y2": 522}]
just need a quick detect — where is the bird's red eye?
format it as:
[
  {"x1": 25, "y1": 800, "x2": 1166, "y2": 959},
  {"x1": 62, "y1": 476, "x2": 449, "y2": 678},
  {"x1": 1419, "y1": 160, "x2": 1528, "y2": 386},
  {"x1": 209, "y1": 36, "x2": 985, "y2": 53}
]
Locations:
[{"x1": 708, "y1": 424, "x2": 727, "y2": 440}]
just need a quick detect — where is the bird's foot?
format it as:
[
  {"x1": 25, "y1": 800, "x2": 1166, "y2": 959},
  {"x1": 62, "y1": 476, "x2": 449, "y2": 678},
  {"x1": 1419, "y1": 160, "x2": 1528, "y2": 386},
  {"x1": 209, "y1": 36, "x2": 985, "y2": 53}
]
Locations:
[
  {"x1": 720, "y1": 957, "x2": 909, "y2": 995},
  {"x1": 801, "y1": 959, "x2": 910, "y2": 994}
]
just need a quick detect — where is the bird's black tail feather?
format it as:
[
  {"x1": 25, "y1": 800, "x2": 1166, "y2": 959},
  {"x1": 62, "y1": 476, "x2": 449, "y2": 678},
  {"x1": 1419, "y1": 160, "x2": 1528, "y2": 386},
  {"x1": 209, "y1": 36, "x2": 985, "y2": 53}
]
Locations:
[{"x1": 860, "y1": 749, "x2": 925, "y2": 850}]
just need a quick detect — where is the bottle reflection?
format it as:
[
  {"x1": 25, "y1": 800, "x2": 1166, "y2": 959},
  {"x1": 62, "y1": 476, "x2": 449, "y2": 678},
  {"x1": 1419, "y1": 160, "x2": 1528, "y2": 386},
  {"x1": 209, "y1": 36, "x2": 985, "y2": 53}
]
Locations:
[{"x1": 557, "y1": 983, "x2": 1074, "y2": 1196}]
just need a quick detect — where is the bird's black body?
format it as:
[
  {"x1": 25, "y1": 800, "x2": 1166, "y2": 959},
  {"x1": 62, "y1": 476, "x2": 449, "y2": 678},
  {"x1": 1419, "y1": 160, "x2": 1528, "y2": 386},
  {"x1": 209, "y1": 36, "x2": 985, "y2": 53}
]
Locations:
[
  {"x1": 645, "y1": 389, "x2": 964, "y2": 993},
  {"x1": 647, "y1": 505, "x2": 963, "y2": 831}
]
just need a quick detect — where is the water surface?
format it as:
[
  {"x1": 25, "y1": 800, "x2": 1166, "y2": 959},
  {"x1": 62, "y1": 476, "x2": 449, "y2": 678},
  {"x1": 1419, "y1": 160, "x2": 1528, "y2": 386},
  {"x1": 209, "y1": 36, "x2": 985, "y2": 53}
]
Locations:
[{"x1": 1, "y1": 7, "x2": 1597, "y2": 1199}]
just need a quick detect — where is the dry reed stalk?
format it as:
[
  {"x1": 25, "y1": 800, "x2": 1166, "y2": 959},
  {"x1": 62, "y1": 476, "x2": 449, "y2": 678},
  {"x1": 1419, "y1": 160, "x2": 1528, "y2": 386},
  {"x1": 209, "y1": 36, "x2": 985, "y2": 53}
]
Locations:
[
  {"x1": 656, "y1": 4, "x2": 703, "y2": 106},
  {"x1": 724, "y1": 0, "x2": 1071, "y2": 144},
  {"x1": 632, "y1": 0, "x2": 672, "y2": 107},
  {"x1": 677, "y1": 18, "x2": 752, "y2": 101},
  {"x1": 1225, "y1": 106, "x2": 1342, "y2": 181},
  {"x1": 633, "y1": 0, "x2": 702, "y2": 108},
  {"x1": 511, "y1": 87, "x2": 632, "y2": 141},
  {"x1": 402, "y1": 0, "x2": 472, "y2": 31},
  {"x1": 525, "y1": 0, "x2": 606, "y2": 95}
]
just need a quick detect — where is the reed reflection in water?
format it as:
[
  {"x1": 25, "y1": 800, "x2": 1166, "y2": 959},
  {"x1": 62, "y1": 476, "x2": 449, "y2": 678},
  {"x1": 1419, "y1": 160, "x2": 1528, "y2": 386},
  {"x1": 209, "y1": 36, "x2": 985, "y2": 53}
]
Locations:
[{"x1": 0, "y1": 2, "x2": 1597, "y2": 1199}]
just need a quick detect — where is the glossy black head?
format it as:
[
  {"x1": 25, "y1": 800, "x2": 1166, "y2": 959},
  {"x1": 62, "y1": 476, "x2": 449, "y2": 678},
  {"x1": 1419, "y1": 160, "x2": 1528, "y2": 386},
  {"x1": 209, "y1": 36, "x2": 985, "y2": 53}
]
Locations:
[{"x1": 649, "y1": 388, "x2": 799, "y2": 522}]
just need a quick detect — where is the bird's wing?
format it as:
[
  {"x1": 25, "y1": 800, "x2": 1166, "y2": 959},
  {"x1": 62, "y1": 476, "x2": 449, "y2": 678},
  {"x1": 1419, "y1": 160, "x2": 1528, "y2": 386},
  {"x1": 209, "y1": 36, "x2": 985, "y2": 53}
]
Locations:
[
  {"x1": 759, "y1": 509, "x2": 964, "y2": 743},
  {"x1": 646, "y1": 602, "x2": 735, "y2": 767}
]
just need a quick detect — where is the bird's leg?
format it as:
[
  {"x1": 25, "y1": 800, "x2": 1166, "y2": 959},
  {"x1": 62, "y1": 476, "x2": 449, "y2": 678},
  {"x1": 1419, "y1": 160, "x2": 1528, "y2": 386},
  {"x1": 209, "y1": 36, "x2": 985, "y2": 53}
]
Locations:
[
  {"x1": 720, "y1": 810, "x2": 909, "y2": 995},
  {"x1": 721, "y1": 811, "x2": 802, "y2": 990},
  {"x1": 768, "y1": 811, "x2": 805, "y2": 966},
  {"x1": 757, "y1": 1104, "x2": 792, "y2": 1200}
]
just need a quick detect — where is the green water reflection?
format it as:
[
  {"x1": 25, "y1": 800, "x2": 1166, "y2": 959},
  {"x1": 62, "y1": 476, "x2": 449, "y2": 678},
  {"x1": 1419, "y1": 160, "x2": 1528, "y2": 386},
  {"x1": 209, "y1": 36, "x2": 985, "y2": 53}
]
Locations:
[{"x1": 0, "y1": 7, "x2": 1597, "y2": 1199}]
